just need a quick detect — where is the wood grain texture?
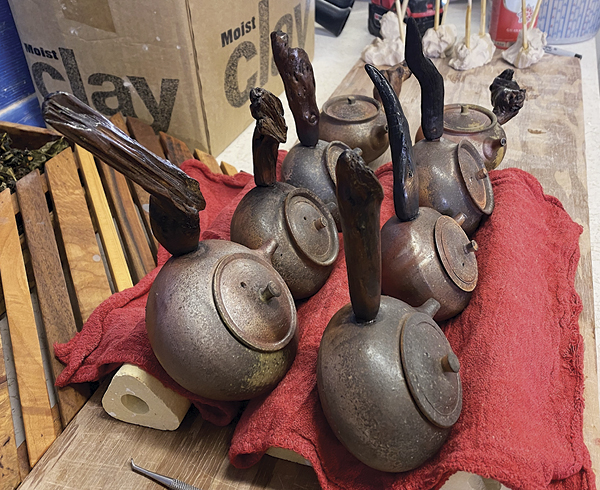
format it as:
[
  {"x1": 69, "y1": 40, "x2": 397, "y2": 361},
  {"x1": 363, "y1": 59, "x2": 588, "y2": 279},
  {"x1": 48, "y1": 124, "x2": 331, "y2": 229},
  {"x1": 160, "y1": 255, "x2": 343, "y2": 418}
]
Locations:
[
  {"x1": 45, "y1": 148, "x2": 112, "y2": 323},
  {"x1": 0, "y1": 331, "x2": 20, "y2": 490},
  {"x1": 0, "y1": 121, "x2": 59, "y2": 150},
  {"x1": 76, "y1": 145, "x2": 133, "y2": 293},
  {"x1": 159, "y1": 131, "x2": 194, "y2": 167},
  {"x1": 194, "y1": 149, "x2": 222, "y2": 174},
  {"x1": 96, "y1": 114, "x2": 155, "y2": 284},
  {"x1": 16, "y1": 170, "x2": 91, "y2": 428},
  {"x1": 17, "y1": 384, "x2": 321, "y2": 490},
  {"x1": 220, "y1": 161, "x2": 238, "y2": 176},
  {"x1": 0, "y1": 189, "x2": 58, "y2": 467}
]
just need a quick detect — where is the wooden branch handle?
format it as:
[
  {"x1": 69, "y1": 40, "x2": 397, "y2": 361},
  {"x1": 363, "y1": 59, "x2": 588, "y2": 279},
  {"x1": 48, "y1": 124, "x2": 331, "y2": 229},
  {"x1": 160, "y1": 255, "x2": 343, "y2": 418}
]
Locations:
[
  {"x1": 405, "y1": 18, "x2": 445, "y2": 141},
  {"x1": 250, "y1": 88, "x2": 287, "y2": 186},
  {"x1": 336, "y1": 149, "x2": 384, "y2": 322},
  {"x1": 366, "y1": 64, "x2": 419, "y2": 222},
  {"x1": 271, "y1": 31, "x2": 319, "y2": 148}
]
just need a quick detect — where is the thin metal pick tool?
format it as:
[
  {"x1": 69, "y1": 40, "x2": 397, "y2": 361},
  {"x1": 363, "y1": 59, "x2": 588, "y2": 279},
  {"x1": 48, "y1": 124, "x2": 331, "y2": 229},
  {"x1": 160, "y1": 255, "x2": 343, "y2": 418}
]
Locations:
[{"x1": 130, "y1": 459, "x2": 202, "y2": 490}]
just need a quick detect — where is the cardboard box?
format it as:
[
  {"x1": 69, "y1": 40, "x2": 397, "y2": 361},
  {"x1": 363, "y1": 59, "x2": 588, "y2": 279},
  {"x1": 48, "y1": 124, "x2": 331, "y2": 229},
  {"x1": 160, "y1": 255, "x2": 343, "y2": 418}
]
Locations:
[{"x1": 8, "y1": 0, "x2": 315, "y2": 156}]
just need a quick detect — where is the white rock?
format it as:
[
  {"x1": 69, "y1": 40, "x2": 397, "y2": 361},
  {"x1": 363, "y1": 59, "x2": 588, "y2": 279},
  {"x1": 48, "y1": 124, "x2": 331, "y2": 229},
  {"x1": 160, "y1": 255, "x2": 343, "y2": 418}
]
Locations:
[
  {"x1": 361, "y1": 37, "x2": 405, "y2": 66},
  {"x1": 502, "y1": 27, "x2": 546, "y2": 69},
  {"x1": 449, "y1": 33, "x2": 496, "y2": 70},
  {"x1": 380, "y1": 10, "x2": 401, "y2": 40},
  {"x1": 423, "y1": 24, "x2": 458, "y2": 58}
]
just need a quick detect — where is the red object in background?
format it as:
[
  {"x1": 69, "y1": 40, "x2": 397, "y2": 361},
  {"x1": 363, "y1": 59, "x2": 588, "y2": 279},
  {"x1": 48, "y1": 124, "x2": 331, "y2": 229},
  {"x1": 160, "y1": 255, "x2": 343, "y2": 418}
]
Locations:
[
  {"x1": 489, "y1": 0, "x2": 539, "y2": 48},
  {"x1": 368, "y1": 0, "x2": 442, "y2": 36}
]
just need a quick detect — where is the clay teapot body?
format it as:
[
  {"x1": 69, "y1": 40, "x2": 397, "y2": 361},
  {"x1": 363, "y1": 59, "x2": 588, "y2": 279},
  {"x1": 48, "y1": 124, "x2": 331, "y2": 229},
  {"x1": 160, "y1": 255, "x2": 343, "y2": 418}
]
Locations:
[
  {"x1": 317, "y1": 150, "x2": 462, "y2": 472},
  {"x1": 318, "y1": 94, "x2": 388, "y2": 164},
  {"x1": 230, "y1": 88, "x2": 339, "y2": 300},
  {"x1": 405, "y1": 18, "x2": 494, "y2": 236},
  {"x1": 43, "y1": 92, "x2": 298, "y2": 402},
  {"x1": 367, "y1": 64, "x2": 478, "y2": 321}
]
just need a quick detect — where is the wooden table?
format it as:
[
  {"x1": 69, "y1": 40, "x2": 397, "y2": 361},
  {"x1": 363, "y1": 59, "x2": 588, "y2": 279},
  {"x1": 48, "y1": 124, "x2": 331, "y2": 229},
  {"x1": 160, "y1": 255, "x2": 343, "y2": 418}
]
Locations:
[{"x1": 17, "y1": 52, "x2": 600, "y2": 489}]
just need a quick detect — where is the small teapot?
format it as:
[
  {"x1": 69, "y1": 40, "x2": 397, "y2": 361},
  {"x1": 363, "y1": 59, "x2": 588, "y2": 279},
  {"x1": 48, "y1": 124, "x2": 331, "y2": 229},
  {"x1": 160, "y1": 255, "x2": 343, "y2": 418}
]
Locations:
[
  {"x1": 272, "y1": 30, "x2": 351, "y2": 230},
  {"x1": 405, "y1": 18, "x2": 494, "y2": 236},
  {"x1": 43, "y1": 92, "x2": 298, "y2": 402},
  {"x1": 367, "y1": 64, "x2": 478, "y2": 321},
  {"x1": 230, "y1": 88, "x2": 339, "y2": 300},
  {"x1": 317, "y1": 149, "x2": 462, "y2": 473},
  {"x1": 318, "y1": 94, "x2": 388, "y2": 165}
]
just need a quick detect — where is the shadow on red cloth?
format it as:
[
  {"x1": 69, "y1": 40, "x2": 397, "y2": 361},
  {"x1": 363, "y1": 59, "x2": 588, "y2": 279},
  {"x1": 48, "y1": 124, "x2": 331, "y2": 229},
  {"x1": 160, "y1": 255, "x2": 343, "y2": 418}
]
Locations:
[{"x1": 54, "y1": 152, "x2": 595, "y2": 489}]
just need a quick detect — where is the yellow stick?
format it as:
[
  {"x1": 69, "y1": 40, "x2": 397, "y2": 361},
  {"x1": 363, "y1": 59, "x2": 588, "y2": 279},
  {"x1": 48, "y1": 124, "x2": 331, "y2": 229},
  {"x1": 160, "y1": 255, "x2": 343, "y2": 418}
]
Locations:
[
  {"x1": 480, "y1": 0, "x2": 487, "y2": 37},
  {"x1": 441, "y1": 0, "x2": 450, "y2": 25},
  {"x1": 395, "y1": 0, "x2": 404, "y2": 42},
  {"x1": 529, "y1": 0, "x2": 542, "y2": 28},
  {"x1": 466, "y1": 0, "x2": 472, "y2": 49},
  {"x1": 522, "y1": 0, "x2": 529, "y2": 50},
  {"x1": 435, "y1": 0, "x2": 440, "y2": 30},
  {"x1": 400, "y1": 0, "x2": 410, "y2": 40}
]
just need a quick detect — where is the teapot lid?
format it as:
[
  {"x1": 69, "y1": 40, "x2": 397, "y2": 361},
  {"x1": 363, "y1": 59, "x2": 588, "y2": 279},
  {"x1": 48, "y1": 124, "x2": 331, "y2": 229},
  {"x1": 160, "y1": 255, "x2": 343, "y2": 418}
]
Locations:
[
  {"x1": 444, "y1": 104, "x2": 497, "y2": 134},
  {"x1": 213, "y1": 252, "x2": 296, "y2": 352},
  {"x1": 284, "y1": 188, "x2": 339, "y2": 267},
  {"x1": 400, "y1": 313, "x2": 462, "y2": 428},
  {"x1": 456, "y1": 140, "x2": 494, "y2": 215},
  {"x1": 321, "y1": 95, "x2": 381, "y2": 123},
  {"x1": 434, "y1": 215, "x2": 478, "y2": 292}
]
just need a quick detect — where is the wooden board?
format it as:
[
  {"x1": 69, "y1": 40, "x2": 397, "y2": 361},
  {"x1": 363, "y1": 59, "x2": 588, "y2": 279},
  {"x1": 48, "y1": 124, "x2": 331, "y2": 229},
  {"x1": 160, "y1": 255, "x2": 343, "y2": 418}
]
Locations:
[
  {"x1": 15, "y1": 171, "x2": 90, "y2": 429},
  {"x1": 0, "y1": 189, "x2": 58, "y2": 467},
  {"x1": 17, "y1": 52, "x2": 600, "y2": 488},
  {"x1": 159, "y1": 131, "x2": 194, "y2": 167},
  {"x1": 45, "y1": 149, "x2": 112, "y2": 324}
]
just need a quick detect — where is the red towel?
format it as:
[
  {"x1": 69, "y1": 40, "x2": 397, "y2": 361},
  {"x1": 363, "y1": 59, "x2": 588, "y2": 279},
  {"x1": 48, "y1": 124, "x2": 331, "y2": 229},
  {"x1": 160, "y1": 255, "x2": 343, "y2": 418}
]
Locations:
[
  {"x1": 228, "y1": 164, "x2": 595, "y2": 490},
  {"x1": 54, "y1": 158, "x2": 254, "y2": 426}
]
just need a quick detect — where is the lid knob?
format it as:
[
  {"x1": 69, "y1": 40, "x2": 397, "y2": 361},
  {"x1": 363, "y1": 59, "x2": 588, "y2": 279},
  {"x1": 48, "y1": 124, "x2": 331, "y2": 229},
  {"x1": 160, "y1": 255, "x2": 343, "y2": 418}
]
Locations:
[
  {"x1": 260, "y1": 281, "x2": 281, "y2": 302},
  {"x1": 441, "y1": 353, "x2": 461, "y2": 373},
  {"x1": 460, "y1": 105, "x2": 469, "y2": 115},
  {"x1": 314, "y1": 216, "x2": 327, "y2": 230},
  {"x1": 464, "y1": 240, "x2": 478, "y2": 254},
  {"x1": 476, "y1": 168, "x2": 489, "y2": 180}
]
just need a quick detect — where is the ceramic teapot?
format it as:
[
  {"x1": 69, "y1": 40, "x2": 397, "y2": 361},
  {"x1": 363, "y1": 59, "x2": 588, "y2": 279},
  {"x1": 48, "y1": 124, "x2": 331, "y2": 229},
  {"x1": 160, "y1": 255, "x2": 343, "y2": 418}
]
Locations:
[
  {"x1": 43, "y1": 92, "x2": 298, "y2": 401},
  {"x1": 367, "y1": 64, "x2": 478, "y2": 321},
  {"x1": 405, "y1": 18, "x2": 494, "y2": 236},
  {"x1": 272, "y1": 30, "x2": 352, "y2": 230},
  {"x1": 230, "y1": 88, "x2": 339, "y2": 300},
  {"x1": 317, "y1": 149, "x2": 462, "y2": 473}
]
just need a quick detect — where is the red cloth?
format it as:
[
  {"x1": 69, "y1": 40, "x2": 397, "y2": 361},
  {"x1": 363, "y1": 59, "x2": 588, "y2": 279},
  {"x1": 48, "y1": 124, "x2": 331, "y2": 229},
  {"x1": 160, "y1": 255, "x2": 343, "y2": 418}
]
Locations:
[
  {"x1": 54, "y1": 159, "x2": 253, "y2": 426},
  {"x1": 228, "y1": 164, "x2": 595, "y2": 490}
]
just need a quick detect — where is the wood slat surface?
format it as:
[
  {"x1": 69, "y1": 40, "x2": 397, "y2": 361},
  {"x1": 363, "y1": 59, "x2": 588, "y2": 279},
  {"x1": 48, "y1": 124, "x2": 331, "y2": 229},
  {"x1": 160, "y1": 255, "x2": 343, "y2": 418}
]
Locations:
[
  {"x1": 194, "y1": 148, "x2": 223, "y2": 174},
  {"x1": 45, "y1": 149, "x2": 112, "y2": 324},
  {"x1": 16, "y1": 170, "x2": 91, "y2": 428},
  {"x1": 159, "y1": 131, "x2": 194, "y2": 167},
  {"x1": 96, "y1": 114, "x2": 155, "y2": 284},
  {"x1": 76, "y1": 145, "x2": 134, "y2": 293},
  {"x1": 17, "y1": 52, "x2": 600, "y2": 489},
  {"x1": 0, "y1": 328, "x2": 20, "y2": 489},
  {"x1": 0, "y1": 189, "x2": 58, "y2": 468}
]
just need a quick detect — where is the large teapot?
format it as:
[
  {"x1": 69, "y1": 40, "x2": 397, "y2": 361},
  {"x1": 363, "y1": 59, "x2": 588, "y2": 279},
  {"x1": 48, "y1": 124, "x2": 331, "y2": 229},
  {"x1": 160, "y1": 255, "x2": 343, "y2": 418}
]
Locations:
[
  {"x1": 317, "y1": 149, "x2": 462, "y2": 472},
  {"x1": 43, "y1": 92, "x2": 298, "y2": 401},
  {"x1": 230, "y1": 88, "x2": 339, "y2": 300},
  {"x1": 405, "y1": 18, "x2": 494, "y2": 236},
  {"x1": 367, "y1": 64, "x2": 478, "y2": 321}
]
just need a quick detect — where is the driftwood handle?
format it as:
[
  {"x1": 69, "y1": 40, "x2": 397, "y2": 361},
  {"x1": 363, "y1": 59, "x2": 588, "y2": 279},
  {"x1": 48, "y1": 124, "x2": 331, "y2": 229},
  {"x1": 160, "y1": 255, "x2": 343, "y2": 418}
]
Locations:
[
  {"x1": 405, "y1": 18, "x2": 445, "y2": 141},
  {"x1": 336, "y1": 149, "x2": 384, "y2": 322},
  {"x1": 250, "y1": 88, "x2": 287, "y2": 186},
  {"x1": 43, "y1": 91, "x2": 204, "y2": 256},
  {"x1": 489, "y1": 69, "x2": 526, "y2": 125},
  {"x1": 271, "y1": 30, "x2": 320, "y2": 147},
  {"x1": 366, "y1": 64, "x2": 419, "y2": 222}
]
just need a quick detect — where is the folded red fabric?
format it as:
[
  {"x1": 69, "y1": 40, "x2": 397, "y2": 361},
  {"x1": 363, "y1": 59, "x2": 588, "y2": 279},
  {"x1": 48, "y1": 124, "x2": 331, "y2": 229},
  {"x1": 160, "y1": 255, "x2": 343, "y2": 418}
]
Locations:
[
  {"x1": 228, "y1": 164, "x2": 595, "y2": 490},
  {"x1": 54, "y1": 158, "x2": 253, "y2": 426}
]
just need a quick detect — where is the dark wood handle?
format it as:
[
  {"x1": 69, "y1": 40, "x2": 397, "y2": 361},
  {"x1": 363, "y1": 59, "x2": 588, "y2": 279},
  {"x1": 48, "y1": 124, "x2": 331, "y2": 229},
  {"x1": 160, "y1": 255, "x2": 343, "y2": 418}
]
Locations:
[
  {"x1": 489, "y1": 69, "x2": 526, "y2": 125},
  {"x1": 250, "y1": 88, "x2": 287, "y2": 186},
  {"x1": 336, "y1": 149, "x2": 384, "y2": 322},
  {"x1": 43, "y1": 91, "x2": 204, "y2": 256},
  {"x1": 405, "y1": 18, "x2": 444, "y2": 141},
  {"x1": 366, "y1": 64, "x2": 419, "y2": 222},
  {"x1": 271, "y1": 31, "x2": 319, "y2": 148}
]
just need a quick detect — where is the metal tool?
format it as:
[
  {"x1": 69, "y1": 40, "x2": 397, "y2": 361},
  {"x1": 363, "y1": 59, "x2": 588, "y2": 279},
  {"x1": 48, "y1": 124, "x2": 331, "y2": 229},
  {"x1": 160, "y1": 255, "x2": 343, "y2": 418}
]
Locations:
[{"x1": 130, "y1": 459, "x2": 202, "y2": 490}]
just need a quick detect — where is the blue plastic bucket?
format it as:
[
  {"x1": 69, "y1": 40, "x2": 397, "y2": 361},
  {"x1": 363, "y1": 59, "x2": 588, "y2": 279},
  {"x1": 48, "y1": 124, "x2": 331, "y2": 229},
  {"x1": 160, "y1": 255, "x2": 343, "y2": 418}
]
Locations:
[{"x1": 537, "y1": 0, "x2": 600, "y2": 44}]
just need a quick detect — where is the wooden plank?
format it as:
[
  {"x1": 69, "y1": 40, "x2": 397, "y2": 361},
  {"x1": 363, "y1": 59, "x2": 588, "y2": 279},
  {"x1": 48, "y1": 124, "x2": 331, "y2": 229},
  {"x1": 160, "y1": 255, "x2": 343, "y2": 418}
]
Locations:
[
  {"x1": 17, "y1": 384, "x2": 321, "y2": 490},
  {"x1": 159, "y1": 131, "x2": 193, "y2": 167},
  {"x1": 95, "y1": 114, "x2": 155, "y2": 284},
  {"x1": 219, "y1": 161, "x2": 238, "y2": 176},
  {"x1": 76, "y1": 145, "x2": 133, "y2": 292},
  {"x1": 45, "y1": 148, "x2": 112, "y2": 323},
  {"x1": 0, "y1": 329, "x2": 21, "y2": 490},
  {"x1": 16, "y1": 170, "x2": 91, "y2": 428},
  {"x1": 0, "y1": 121, "x2": 60, "y2": 150},
  {"x1": 194, "y1": 149, "x2": 222, "y2": 174},
  {"x1": 124, "y1": 117, "x2": 163, "y2": 257},
  {"x1": 0, "y1": 189, "x2": 57, "y2": 467}
]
